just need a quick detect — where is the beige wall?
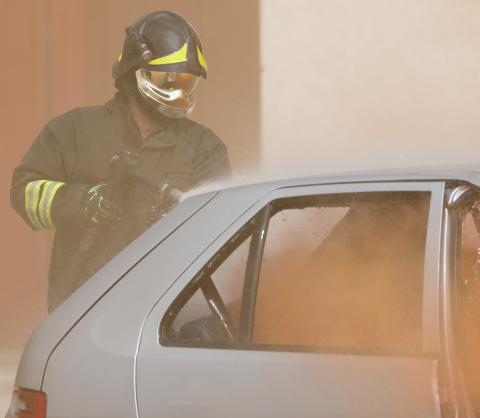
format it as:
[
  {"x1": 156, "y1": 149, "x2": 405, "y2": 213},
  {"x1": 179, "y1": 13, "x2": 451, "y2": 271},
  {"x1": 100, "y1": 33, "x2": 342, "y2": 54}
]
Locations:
[
  {"x1": 0, "y1": 0, "x2": 259, "y2": 347},
  {"x1": 261, "y1": 0, "x2": 480, "y2": 177},
  {"x1": 1, "y1": 2, "x2": 51, "y2": 348}
]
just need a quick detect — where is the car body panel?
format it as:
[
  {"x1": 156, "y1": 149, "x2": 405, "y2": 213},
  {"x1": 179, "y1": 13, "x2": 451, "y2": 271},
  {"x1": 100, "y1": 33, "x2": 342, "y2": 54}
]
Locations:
[
  {"x1": 15, "y1": 192, "x2": 217, "y2": 391},
  {"x1": 136, "y1": 182, "x2": 445, "y2": 418},
  {"x1": 39, "y1": 183, "x2": 276, "y2": 417},
  {"x1": 140, "y1": 348, "x2": 440, "y2": 418},
  {"x1": 12, "y1": 167, "x2": 480, "y2": 418}
]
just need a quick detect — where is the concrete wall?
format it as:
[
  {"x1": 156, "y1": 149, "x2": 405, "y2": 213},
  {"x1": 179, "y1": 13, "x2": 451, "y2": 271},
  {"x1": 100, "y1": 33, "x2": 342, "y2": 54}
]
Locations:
[
  {"x1": 0, "y1": 0, "x2": 260, "y2": 347},
  {"x1": 261, "y1": 0, "x2": 480, "y2": 177}
]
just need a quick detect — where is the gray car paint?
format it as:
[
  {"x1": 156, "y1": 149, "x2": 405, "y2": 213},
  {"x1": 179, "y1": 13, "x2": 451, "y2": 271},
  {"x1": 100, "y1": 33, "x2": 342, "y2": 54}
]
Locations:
[
  {"x1": 15, "y1": 192, "x2": 217, "y2": 391},
  {"x1": 39, "y1": 183, "x2": 273, "y2": 418},
  {"x1": 136, "y1": 182, "x2": 444, "y2": 418},
  {"x1": 11, "y1": 167, "x2": 480, "y2": 417},
  {"x1": 440, "y1": 206, "x2": 478, "y2": 418}
]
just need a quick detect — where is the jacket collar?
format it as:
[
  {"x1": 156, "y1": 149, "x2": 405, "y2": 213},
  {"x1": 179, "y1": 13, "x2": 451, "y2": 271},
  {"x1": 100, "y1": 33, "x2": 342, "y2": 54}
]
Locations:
[{"x1": 107, "y1": 94, "x2": 178, "y2": 149}]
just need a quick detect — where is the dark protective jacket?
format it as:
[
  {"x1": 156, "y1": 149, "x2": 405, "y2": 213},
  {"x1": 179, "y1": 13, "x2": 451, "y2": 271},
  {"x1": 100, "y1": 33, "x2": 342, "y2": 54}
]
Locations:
[{"x1": 11, "y1": 94, "x2": 231, "y2": 311}]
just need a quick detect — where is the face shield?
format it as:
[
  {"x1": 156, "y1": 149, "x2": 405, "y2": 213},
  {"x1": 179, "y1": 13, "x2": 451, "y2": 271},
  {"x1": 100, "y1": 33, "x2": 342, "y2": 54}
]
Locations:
[{"x1": 135, "y1": 68, "x2": 199, "y2": 119}]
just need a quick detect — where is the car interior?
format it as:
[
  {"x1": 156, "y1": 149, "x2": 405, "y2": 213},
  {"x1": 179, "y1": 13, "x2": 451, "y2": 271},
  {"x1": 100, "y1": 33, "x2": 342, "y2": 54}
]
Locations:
[{"x1": 164, "y1": 192, "x2": 431, "y2": 354}]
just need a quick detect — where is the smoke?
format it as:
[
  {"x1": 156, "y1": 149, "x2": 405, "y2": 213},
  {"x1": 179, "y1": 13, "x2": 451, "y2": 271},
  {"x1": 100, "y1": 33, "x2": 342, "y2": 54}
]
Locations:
[
  {"x1": 5, "y1": 4, "x2": 480, "y2": 413},
  {"x1": 178, "y1": 192, "x2": 430, "y2": 354},
  {"x1": 252, "y1": 194, "x2": 428, "y2": 352}
]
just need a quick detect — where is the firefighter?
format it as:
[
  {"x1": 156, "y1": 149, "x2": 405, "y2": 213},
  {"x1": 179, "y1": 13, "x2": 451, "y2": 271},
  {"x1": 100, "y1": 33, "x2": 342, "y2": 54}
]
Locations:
[{"x1": 10, "y1": 11, "x2": 231, "y2": 312}]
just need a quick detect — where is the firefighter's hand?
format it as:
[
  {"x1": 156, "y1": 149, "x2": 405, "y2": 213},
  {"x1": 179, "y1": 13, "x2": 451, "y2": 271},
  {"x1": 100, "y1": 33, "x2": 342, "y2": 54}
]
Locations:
[
  {"x1": 162, "y1": 184, "x2": 183, "y2": 211},
  {"x1": 143, "y1": 185, "x2": 182, "y2": 230},
  {"x1": 80, "y1": 184, "x2": 122, "y2": 227}
]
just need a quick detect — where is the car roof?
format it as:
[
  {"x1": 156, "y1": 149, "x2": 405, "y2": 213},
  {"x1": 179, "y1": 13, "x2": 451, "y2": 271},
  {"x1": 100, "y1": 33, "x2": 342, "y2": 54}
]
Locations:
[{"x1": 202, "y1": 165, "x2": 480, "y2": 198}]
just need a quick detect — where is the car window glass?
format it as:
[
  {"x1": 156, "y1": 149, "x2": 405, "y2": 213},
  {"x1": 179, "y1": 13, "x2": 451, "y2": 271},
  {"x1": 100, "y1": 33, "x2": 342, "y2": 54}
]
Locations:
[
  {"x1": 253, "y1": 192, "x2": 429, "y2": 352},
  {"x1": 168, "y1": 229, "x2": 253, "y2": 345},
  {"x1": 163, "y1": 191, "x2": 430, "y2": 353}
]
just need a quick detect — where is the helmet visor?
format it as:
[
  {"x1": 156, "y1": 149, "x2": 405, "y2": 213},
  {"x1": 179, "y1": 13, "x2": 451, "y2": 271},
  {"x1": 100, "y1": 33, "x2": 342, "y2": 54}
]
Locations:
[
  {"x1": 147, "y1": 71, "x2": 199, "y2": 95},
  {"x1": 136, "y1": 68, "x2": 198, "y2": 110}
]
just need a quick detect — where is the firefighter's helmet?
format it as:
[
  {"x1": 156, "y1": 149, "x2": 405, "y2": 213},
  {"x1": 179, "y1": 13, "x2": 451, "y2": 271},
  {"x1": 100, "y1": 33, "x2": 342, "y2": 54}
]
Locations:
[{"x1": 113, "y1": 11, "x2": 208, "y2": 118}]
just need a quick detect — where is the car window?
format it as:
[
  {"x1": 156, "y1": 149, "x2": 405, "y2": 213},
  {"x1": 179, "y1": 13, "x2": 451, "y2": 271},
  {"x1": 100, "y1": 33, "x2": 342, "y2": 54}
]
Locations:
[
  {"x1": 162, "y1": 191, "x2": 430, "y2": 353},
  {"x1": 162, "y1": 217, "x2": 256, "y2": 345},
  {"x1": 172, "y1": 239, "x2": 250, "y2": 335},
  {"x1": 253, "y1": 192, "x2": 429, "y2": 352}
]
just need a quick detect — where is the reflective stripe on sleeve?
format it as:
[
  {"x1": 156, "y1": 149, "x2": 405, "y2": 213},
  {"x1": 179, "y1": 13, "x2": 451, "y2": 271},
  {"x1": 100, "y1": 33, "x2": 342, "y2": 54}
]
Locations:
[
  {"x1": 44, "y1": 181, "x2": 65, "y2": 228},
  {"x1": 38, "y1": 181, "x2": 53, "y2": 228},
  {"x1": 24, "y1": 181, "x2": 37, "y2": 229},
  {"x1": 24, "y1": 180, "x2": 65, "y2": 230},
  {"x1": 27, "y1": 180, "x2": 47, "y2": 229}
]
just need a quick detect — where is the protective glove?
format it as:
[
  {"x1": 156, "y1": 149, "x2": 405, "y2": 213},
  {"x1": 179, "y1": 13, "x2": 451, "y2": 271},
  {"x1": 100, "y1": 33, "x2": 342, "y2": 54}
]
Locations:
[
  {"x1": 80, "y1": 184, "x2": 122, "y2": 227},
  {"x1": 141, "y1": 184, "x2": 183, "y2": 231},
  {"x1": 160, "y1": 183, "x2": 183, "y2": 212}
]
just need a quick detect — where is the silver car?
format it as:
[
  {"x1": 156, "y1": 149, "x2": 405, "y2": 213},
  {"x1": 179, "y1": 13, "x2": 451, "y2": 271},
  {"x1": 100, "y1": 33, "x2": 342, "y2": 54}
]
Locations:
[{"x1": 6, "y1": 168, "x2": 480, "y2": 418}]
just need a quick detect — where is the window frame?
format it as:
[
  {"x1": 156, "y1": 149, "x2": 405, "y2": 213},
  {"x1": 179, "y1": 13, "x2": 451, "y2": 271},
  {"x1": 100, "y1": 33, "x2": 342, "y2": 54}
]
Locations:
[
  {"x1": 443, "y1": 184, "x2": 480, "y2": 416},
  {"x1": 160, "y1": 181, "x2": 444, "y2": 357},
  {"x1": 160, "y1": 211, "x2": 262, "y2": 344}
]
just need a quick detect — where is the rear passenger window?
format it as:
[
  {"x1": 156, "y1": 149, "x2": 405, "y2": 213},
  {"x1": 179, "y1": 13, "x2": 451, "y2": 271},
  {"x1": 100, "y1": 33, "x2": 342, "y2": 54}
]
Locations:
[
  {"x1": 162, "y1": 191, "x2": 430, "y2": 353},
  {"x1": 162, "y1": 218, "x2": 256, "y2": 345}
]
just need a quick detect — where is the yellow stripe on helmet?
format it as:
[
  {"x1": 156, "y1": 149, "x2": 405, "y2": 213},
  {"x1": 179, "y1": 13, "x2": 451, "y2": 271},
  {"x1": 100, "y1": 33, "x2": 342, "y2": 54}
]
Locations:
[
  {"x1": 197, "y1": 46, "x2": 207, "y2": 71},
  {"x1": 148, "y1": 42, "x2": 188, "y2": 66}
]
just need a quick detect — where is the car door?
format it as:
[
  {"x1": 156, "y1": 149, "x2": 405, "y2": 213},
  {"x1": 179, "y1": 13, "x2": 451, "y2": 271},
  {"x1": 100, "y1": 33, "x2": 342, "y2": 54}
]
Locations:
[
  {"x1": 444, "y1": 184, "x2": 480, "y2": 418},
  {"x1": 136, "y1": 181, "x2": 445, "y2": 418}
]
